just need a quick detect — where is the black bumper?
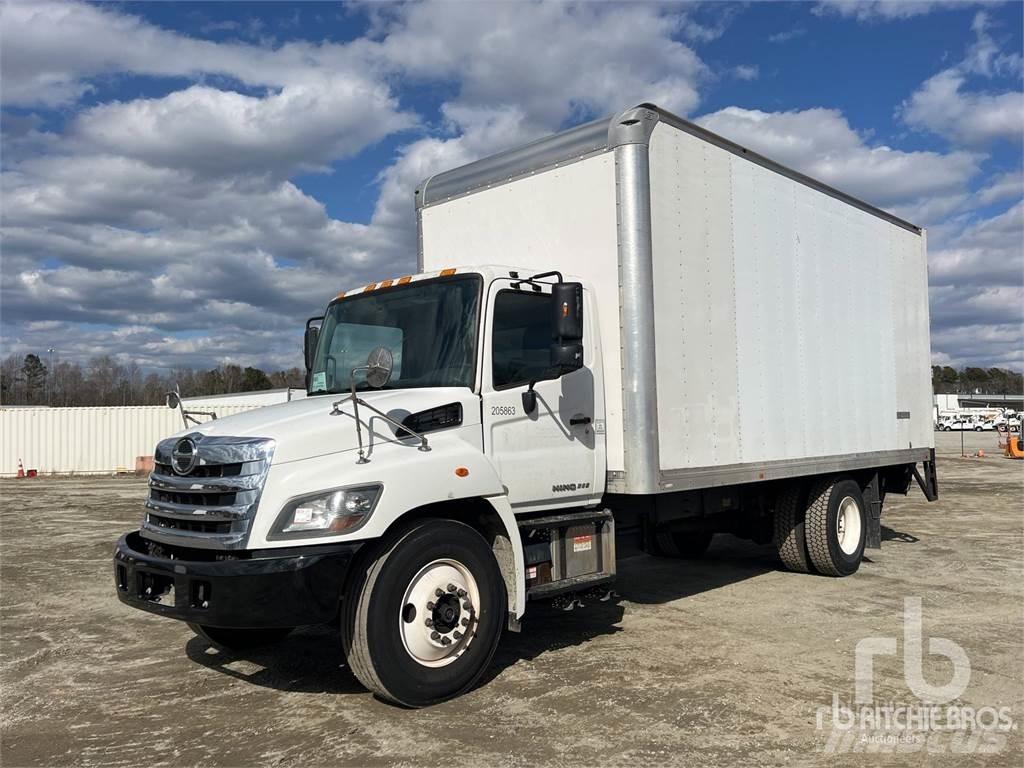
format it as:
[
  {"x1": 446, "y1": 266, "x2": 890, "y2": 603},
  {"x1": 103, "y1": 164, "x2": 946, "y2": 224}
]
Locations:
[{"x1": 113, "y1": 531, "x2": 361, "y2": 629}]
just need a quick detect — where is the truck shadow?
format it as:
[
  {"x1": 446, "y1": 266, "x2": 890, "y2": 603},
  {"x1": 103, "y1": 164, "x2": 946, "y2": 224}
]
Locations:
[
  {"x1": 184, "y1": 535, "x2": 778, "y2": 697},
  {"x1": 881, "y1": 525, "x2": 920, "y2": 543}
]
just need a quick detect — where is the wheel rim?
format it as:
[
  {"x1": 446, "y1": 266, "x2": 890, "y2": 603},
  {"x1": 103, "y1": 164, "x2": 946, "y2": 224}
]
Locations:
[
  {"x1": 836, "y1": 496, "x2": 862, "y2": 555},
  {"x1": 399, "y1": 558, "x2": 480, "y2": 668}
]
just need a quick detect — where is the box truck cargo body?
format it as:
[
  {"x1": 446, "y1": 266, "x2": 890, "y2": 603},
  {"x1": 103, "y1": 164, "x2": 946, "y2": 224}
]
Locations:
[
  {"x1": 114, "y1": 104, "x2": 938, "y2": 707},
  {"x1": 417, "y1": 105, "x2": 934, "y2": 495}
]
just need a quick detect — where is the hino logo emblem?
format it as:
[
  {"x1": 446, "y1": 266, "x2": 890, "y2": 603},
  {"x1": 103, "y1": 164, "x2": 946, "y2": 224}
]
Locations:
[{"x1": 171, "y1": 437, "x2": 198, "y2": 475}]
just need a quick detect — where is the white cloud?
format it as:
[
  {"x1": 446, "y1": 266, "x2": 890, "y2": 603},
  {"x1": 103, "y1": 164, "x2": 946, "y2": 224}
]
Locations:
[
  {"x1": 375, "y1": 1, "x2": 706, "y2": 124},
  {"x1": 72, "y1": 81, "x2": 414, "y2": 179},
  {"x1": 899, "y1": 12, "x2": 1024, "y2": 145},
  {"x1": 732, "y1": 65, "x2": 760, "y2": 81},
  {"x1": 695, "y1": 106, "x2": 981, "y2": 208},
  {"x1": 901, "y1": 69, "x2": 1024, "y2": 146},
  {"x1": 769, "y1": 27, "x2": 806, "y2": 43},
  {"x1": 814, "y1": 1, "x2": 981, "y2": 21},
  {"x1": 977, "y1": 170, "x2": 1024, "y2": 205},
  {"x1": 1, "y1": 0, "x2": 710, "y2": 371},
  {"x1": 928, "y1": 201, "x2": 1024, "y2": 286}
]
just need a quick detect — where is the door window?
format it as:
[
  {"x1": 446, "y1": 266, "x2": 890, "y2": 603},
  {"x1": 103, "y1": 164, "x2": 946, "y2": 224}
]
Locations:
[{"x1": 491, "y1": 290, "x2": 553, "y2": 389}]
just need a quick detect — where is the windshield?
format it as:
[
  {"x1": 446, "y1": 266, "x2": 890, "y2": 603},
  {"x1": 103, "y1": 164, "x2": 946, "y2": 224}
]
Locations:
[{"x1": 310, "y1": 276, "x2": 481, "y2": 394}]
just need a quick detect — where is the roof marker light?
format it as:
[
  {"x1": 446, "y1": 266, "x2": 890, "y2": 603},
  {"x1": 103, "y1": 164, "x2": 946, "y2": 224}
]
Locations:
[
  {"x1": 364, "y1": 283, "x2": 376, "y2": 292},
  {"x1": 379, "y1": 279, "x2": 393, "y2": 289},
  {"x1": 335, "y1": 290, "x2": 346, "y2": 299},
  {"x1": 440, "y1": 268, "x2": 457, "y2": 276},
  {"x1": 397, "y1": 276, "x2": 412, "y2": 285}
]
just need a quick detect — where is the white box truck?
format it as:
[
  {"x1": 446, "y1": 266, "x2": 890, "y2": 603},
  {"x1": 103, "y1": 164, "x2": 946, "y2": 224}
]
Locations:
[{"x1": 114, "y1": 104, "x2": 938, "y2": 707}]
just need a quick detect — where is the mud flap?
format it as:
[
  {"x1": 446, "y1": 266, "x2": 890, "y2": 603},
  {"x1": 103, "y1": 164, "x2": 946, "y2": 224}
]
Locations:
[{"x1": 862, "y1": 473, "x2": 883, "y2": 550}]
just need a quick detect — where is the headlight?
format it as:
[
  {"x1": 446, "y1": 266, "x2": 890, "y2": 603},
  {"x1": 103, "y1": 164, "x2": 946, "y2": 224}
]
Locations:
[{"x1": 270, "y1": 484, "x2": 382, "y2": 539}]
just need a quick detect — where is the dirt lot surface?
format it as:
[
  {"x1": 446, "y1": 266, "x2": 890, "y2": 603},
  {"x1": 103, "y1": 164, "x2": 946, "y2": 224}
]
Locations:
[{"x1": 1, "y1": 431, "x2": 1021, "y2": 767}]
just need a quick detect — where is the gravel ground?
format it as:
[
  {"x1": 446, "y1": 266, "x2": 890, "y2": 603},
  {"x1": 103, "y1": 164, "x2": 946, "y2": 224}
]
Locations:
[{"x1": 1, "y1": 430, "x2": 1021, "y2": 767}]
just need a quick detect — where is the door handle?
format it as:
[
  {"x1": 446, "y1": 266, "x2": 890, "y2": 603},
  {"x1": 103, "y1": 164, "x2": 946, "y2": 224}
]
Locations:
[{"x1": 569, "y1": 415, "x2": 591, "y2": 426}]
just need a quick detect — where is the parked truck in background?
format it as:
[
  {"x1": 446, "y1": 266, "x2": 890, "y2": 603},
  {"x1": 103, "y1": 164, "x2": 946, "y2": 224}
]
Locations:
[{"x1": 114, "y1": 104, "x2": 939, "y2": 707}]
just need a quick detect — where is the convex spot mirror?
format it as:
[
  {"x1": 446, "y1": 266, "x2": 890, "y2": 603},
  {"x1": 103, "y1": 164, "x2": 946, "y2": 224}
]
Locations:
[
  {"x1": 364, "y1": 346, "x2": 394, "y2": 389},
  {"x1": 165, "y1": 391, "x2": 181, "y2": 410}
]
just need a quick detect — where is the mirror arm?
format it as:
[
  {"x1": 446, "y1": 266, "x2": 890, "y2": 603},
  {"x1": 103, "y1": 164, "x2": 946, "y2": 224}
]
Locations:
[{"x1": 332, "y1": 366, "x2": 430, "y2": 464}]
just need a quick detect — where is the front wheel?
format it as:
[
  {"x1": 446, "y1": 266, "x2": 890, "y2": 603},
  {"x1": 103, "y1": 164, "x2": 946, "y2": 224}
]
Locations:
[
  {"x1": 188, "y1": 624, "x2": 293, "y2": 650},
  {"x1": 341, "y1": 519, "x2": 506, "y2": 707}
]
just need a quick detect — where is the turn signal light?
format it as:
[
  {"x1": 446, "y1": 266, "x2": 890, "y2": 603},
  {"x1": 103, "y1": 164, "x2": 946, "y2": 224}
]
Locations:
[{"x1": 455, "y1": 467, "x2": 469, "y2": 478}]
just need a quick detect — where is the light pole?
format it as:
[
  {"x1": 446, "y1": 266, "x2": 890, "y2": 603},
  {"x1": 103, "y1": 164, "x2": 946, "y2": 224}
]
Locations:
[{"x1": 47, "y1": 348, "x2": 56, "y2": 406}]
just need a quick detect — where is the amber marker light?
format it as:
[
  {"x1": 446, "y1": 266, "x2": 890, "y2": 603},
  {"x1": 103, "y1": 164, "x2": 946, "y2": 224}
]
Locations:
[
  {"x1": 455, "y1": 467, "x2": 470, "y2": 478},
  {"x1": 397, "y1": 275, "x2": 412, "y2": 285},
  {"x1": 439, "y1": 268, "x2": 457, "y2": 276}
]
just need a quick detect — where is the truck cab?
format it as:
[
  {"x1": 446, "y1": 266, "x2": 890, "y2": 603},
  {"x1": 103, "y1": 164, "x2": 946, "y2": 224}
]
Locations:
[{"x1": 115, "y1": 266, "x2": 614, "y2": 706}]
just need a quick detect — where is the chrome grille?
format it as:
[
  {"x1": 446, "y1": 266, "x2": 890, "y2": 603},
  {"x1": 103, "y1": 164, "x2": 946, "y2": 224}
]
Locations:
[{"x1": 142, "y1": 434, "x2": 274, "y2": 550}]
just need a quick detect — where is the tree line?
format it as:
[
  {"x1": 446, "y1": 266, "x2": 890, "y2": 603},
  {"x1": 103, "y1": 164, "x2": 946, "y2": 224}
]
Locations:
[
  {"x1": 932, "y1": 366, "x2": 1023, "y2": 395},
  {"x1": 1, "y1": 353, "x2": 1019, "y2": 406},
  {"x1": 0, "y1": 354, "x2": 304, "y2": 407}
]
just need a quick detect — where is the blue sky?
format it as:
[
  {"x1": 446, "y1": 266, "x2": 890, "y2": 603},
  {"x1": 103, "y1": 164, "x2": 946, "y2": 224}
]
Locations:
[{"x1": 1, "y1": 0, "x2": 1022, "y2": 372}]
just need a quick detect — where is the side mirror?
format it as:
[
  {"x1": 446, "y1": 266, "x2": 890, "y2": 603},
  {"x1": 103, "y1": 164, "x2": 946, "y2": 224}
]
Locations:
[
  {"x1": 165, "y1": 391, "x2": 181, "y2": 410},
  {"x1": 552, "y1": 282, "x2": 583, "y2": 340},
  {"x1": 304, "y1": 319, "x2": 321, "y2": 371},
  {"x1": 364, "y1": 346, "x2": 394, "y2": 389},
  {"x1": 550, "y1": 281, "x2": 584, "y2": 375}
]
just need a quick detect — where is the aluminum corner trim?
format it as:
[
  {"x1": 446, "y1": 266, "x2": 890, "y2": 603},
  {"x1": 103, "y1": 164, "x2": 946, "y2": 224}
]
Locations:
[
  {"x1": 614, "y1": 141, "x2": 661, "y2": 494},
  {"x1": 607, "y1": 106, "x2": 660, "y2": 147}
]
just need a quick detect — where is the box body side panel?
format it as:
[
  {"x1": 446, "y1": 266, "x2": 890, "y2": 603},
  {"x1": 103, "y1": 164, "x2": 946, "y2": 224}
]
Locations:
[{"x1": 648, "y1": 123, "x2": 933, "y2": 475}]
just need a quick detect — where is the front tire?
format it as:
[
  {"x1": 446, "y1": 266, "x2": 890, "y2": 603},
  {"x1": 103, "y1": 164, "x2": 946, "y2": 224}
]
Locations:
[
  {"x1": 341, "y1": 519, "x2": 506, "y2": 707},
  {"x1": 188, "y1": 624, "x2": 293, "y2": 650},
  {"x1": 804, "y1": 477, "x2": 866, "y2": 577}
]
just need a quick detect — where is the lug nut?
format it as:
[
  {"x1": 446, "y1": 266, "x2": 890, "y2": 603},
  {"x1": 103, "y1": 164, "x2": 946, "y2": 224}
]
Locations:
[
  {"x1": 460, "y1": 618, "x2": 470, "y2": 627},
  {"x1": 430, "y1": 631, "x2": 441, "y2": 641},
  {"x1": 424, "y1": 618, "x2": 434, "y2": 628},
  {"x1": 441, "y1": 636, "x2": 452, "y2": 646},
  {"x1": 426, "y1": 601, "x2": 435, "y2": 610},
  {"x1": 435, "y1": 588, "x2": 444, "y2": 597},
  {"x1": 447, "y1": 584, "x2": 457, "y2": 593},
  {"x1": 453, "y1": 630, "x2": 462, "y2": 640},
  {"x1": 457, "y1": 588, "x2": 467, "y2": 598}
]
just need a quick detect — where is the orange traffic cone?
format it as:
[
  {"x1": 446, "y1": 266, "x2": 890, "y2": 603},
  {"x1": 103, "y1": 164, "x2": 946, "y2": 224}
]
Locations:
[{"x1": 16, "y1": 459, "x2": 25, "y2": 478}]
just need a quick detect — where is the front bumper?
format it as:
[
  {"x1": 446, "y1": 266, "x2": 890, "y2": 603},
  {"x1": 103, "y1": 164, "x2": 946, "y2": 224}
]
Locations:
[{"x1": 113, "y1": 531, "x2": 361, "y2": 629}]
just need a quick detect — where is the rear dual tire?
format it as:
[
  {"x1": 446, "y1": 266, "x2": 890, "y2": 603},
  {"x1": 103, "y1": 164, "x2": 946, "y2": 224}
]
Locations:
[
  {"x1": 341, "y1": 519, "x2": 506, "y2": 707},
  {"x1": 775, "y1": 476, "x2": 867, "y2": 577}
]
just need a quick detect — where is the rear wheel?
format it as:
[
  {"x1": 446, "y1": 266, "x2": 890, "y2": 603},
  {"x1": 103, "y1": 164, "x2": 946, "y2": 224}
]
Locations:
[
  {"x1": 188, "y1": 624, "x2": 293, "y2": 650},
  {"x1": 341, "y1": 519, "x2": 506, "y2": 707},
  {"x1": 804, "y1": 477, "x2": 866, "y2": 577},
  {"x1": 652, "y1": 530, "x2": 714, "y2": 558},
  {"x1": 774, "y1": 483, "x2": 811, "y2": 572}
]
